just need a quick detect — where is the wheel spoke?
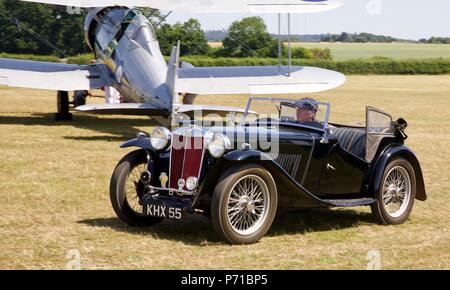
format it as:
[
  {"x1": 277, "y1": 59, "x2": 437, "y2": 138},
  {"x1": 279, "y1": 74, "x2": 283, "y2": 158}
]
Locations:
[
  {"x1": 382, "y1": 165, "x2": 411, "y2": 218},
  {"x1": 226, "y1": 175, "x2": 270, "y2": 235},
  {"x1": 124, "y1": 161, "x2": 150, "y2": 215}
]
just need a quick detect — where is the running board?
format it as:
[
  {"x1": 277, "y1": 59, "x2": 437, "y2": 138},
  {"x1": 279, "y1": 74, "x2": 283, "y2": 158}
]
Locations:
[{"x1": 322, "y1": 198, "x2": 377, "y2": 207}]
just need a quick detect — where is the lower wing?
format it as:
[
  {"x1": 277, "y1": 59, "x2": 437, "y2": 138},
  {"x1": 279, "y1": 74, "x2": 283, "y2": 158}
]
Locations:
[
  {"x1": 0, "y1": 58, "x2": 105, "y2": 91},
  {"x1": 76, "y1": 103, "x2": 250, "y2": 119},
  {"x1": 76, "y1": 103, "x2": 167, "y2": 116},
  {"x1": 177, "y1": 66, "x2": 346, "y2": 95}
]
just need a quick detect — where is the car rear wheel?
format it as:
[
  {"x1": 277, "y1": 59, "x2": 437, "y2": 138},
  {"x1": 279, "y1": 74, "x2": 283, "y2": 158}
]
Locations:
[
  {"x1": 371, "y1": 157, "x2": 416, "y2": 225},
  {"x1": 110, "y1": 150, "x2": 163, "y2": 227},
  {"x1": 211, "y1": 164, "x2": 278, "y2": 245}
]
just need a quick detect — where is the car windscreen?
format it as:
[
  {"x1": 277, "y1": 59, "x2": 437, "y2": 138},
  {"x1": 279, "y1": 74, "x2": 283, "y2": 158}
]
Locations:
[{"x1": 243, "y1": 98, "x2": 330, "y2": 130}]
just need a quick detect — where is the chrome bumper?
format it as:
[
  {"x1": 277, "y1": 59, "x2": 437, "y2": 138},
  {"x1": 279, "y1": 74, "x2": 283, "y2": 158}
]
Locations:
[{"x1": 147, "y1": 185, "x2": 196, "y2": 196}]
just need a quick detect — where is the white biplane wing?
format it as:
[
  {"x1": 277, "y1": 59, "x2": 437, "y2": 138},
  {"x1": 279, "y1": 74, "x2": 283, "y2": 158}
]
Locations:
[
  {"x1": 76, "y1": 103, "x2": 251, "y2": 118},
  {"x1": 21, "y1": 0, "x2": 343, "y2": 14},
  {"x1": 177, "y1": 66, "x2": 346, "y2": 95},
  {"x1": 0, "y1": 58, "x2": 105, "y2": 91}
]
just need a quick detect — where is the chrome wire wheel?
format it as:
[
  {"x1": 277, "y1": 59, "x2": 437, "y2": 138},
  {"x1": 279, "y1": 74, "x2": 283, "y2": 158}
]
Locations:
[
  {"x1": 226, "y1": 175, "x2": 270, "y2": 236},
  {"x1": 382, "y1": 166, "x2": 412, "y2": 218},
  {"x1": 124, "y1": 162, "x2": 147, "y2": 215}
]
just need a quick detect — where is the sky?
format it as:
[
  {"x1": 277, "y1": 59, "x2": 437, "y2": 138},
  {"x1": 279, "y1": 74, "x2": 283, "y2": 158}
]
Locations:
[{"x1": 164, "y1": 0, "x2": 450, "y2": 40}]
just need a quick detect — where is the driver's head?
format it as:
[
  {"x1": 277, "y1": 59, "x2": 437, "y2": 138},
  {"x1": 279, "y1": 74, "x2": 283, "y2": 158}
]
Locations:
[{"x1": 295, "y1": 98, "x2": 319, "y2": 123}]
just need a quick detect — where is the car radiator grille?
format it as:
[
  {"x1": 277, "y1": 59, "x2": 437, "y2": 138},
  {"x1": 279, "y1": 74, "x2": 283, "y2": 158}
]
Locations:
[{"x1": 169, "y1": 134, "x2": 205, "y2": 190}]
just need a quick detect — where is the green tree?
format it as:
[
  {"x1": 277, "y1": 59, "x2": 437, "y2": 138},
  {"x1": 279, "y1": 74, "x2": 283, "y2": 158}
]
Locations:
[
  {"x1": 337, "y1": 32, "x2": 353, "y2": 42},
  {"x1": 0, "y1": 0, "x2": 86, "y2": 56},
  {"x1": 221, "y1": 17, "x2": 278, "y2": 58},
  {"x1": 50, "y1": 6, "x2": 87, "y2": 56},
  {"x1": 157, "y1": 19, "x2": 209, "y2": 56}
]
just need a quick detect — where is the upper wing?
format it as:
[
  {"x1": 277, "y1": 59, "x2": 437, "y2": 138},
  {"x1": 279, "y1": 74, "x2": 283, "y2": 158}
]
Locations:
[
  {"x1": 21, "y1": 0, "x2": 344, "y2": 14},
  {"x1": 177, "y1": 66, "x2": 346, "y2": 95},
  {"x1": 0, "y1": 58, "x2": 105, "y2": 91}
]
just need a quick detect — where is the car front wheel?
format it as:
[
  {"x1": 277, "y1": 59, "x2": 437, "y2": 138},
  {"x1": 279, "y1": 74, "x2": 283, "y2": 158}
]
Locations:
[
  {"x1": 110, "y1": 150, "x2": 163, "y2": 227},
  {"x1": 211, "y1": 164, "x2": 278, "y2": 245},
  {"x1": 371, "y1": 157, "x2": 416, "y2": 225}
]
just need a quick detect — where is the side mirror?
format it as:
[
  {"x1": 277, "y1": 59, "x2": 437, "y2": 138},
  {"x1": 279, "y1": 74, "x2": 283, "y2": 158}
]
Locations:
[
  {"x1": 394, "y1": 118, "x2": 408, "y2": 140},
  {"x1": 394, "y1": 118, "x2": 408, "y2": 130}
]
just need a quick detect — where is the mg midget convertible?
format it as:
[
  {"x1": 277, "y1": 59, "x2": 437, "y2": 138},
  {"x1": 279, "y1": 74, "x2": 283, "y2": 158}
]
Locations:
[{"x1": 109, "y1": 98, "x2": 426, "y2": 244}]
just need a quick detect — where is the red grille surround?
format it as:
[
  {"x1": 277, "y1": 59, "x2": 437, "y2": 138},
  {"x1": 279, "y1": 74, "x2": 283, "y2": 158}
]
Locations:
[{"x1": 169, "y1": 130, "x2": 205, "y2": 190}]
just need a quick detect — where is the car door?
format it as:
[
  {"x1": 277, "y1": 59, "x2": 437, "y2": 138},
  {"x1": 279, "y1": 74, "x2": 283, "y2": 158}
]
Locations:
[
  {"x1": 318, "y1": 143, "x2": 368, "y2": 196},
  {"x1": 318, "y1": 107, "x2": 396, "y2": 197}
]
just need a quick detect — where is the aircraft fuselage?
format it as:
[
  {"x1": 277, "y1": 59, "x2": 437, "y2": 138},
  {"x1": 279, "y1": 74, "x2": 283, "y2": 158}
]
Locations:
[{"x1": 85, "y1": 7, "x2": 171, "y2": 110}]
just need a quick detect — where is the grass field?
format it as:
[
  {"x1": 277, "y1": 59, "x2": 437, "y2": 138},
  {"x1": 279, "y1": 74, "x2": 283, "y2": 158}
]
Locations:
[
  {"x1": 293, "y1": 42, "x2": 450, "y2": 60},
  {"x1": 0, "y1": 76, "x2": 449, "y2": 269},
  {"x1": 209, "y1": 42, "x2": 450, "y2": 60}
]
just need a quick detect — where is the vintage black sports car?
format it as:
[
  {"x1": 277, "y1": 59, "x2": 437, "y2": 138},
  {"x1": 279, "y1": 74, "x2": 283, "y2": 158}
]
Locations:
[{"x1": 110, "y1": 97, "x2": 426, "y2": 244}]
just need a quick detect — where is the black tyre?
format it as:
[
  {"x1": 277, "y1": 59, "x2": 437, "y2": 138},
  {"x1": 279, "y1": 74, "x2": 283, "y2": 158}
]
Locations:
[
  {"x1": 371, "y1": 157, "x2": 416, "y2": 225},
  {"x1": 110, "y1": 150, "x2": 163, "y2": 227},
  {"x1": 211, "y1": 164, "x2": 278, "y2": 245},
  {"x1": 73, "y1": 92, "x2": 87, "y2": 107}
]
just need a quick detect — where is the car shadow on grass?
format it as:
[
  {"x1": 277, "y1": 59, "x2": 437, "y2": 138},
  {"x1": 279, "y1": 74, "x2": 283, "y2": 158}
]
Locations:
[
  {"x1": 78, "y1": 214, "x2": 222, "y2": 245},
  {"x1": 78, "y1": 208, "x2": 375, "y2": 246},
  {"x1": 269, "y1": 208, "x2": 375, "y2": 236},
  {"x1": 0, "y1": 113, "x2": 158, "y2": 141}
]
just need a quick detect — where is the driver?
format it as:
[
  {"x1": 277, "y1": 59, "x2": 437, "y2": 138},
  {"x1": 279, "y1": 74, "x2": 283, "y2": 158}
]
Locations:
[{"x1": 294, "y1": 98, "x2": 322, "y2": 128}]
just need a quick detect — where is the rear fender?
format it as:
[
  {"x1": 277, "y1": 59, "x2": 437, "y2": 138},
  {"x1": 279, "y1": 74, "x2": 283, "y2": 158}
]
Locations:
[{"x1": 369, "y1": 144, "x2": 427, "y2": 201}]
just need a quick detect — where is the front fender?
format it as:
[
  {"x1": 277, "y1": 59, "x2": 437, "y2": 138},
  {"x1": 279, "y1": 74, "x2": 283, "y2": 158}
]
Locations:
[
  {"x1": 224, "y1": 149, "x2": 273, "y2": 162},
  {"x1": 120, "y1": 137, "x2": 154, "y2": 151},
  {"x1": 119, "y1": 139, "x2": 166, "y2": 178},
  {"x1": 369, "y1": 144, "x2": 427, "y2": 201}
]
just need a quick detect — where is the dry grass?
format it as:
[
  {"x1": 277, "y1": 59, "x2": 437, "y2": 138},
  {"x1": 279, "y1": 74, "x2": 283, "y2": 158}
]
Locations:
[
  {"x1": 293, "y1": 42, "x2": 450, "y2": 60},
  {"x1": 0, "y1": 75, "x2": 449, "y2": 269},
  {"x1": 208, "y1": 42, "x2": 224, "y2": 48}
]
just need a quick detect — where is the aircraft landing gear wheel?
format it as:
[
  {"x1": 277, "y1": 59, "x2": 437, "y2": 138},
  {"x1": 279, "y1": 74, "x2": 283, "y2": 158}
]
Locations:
[{"x1": 55, "y1": 91, "x2": 72, "y2": 121}]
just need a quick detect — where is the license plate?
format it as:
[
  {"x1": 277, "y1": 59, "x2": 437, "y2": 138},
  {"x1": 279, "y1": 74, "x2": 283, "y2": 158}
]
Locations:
[{"x1": 144, "y1": 204, "x2": 184, "y2": 220}]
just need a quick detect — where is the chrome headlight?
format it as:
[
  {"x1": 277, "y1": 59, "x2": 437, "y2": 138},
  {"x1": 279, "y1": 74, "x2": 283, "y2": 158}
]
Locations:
[
  {"x1": 186, "y1": 177, "x2": 198, "y2": 191},
  {"x1": 207, "y1": 133, "x2": 231, "y2": 158},
  {"x1": 150, "y1": 127, "x2": 171, "y2": 150}
]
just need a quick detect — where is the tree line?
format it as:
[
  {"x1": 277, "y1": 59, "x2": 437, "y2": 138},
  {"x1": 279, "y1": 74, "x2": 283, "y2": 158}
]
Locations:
[
  {"x1": 205, "y1": 31, "x2": 401, "y2": 43},
  {"x1": 419, "y1": 37, "x2": 450, "y2": 44},
  {"x1": 321, "y1": 33, "x2": 450, "y2": 44},
  {"x1": 207, "y1": 30, "x2": 450, "y2": 45},
  {"x1": 321, "y1": 32, "x2": 402, "y2": 43}
]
